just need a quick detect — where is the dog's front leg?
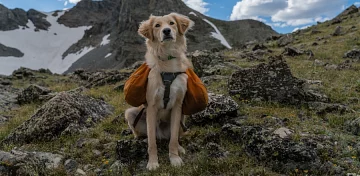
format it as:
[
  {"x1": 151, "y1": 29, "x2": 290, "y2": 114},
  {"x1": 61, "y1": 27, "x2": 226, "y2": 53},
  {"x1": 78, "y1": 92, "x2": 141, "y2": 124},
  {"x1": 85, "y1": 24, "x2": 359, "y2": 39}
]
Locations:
[
  {"x1": 169, "y1": 103, "x2": 183, "y2": 167},
  {"x1": 146, "y1": 105, "x2": 159, "y2": 170}
]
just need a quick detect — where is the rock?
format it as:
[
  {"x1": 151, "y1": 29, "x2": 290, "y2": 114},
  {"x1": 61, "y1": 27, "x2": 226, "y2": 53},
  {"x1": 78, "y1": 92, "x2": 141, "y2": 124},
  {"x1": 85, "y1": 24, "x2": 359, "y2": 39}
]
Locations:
[
  {"x1": 0, "y1": 150, "x2": 63, "y2": 175},
  {"x1": 0, "y1": 5, "x2": 28, "y2": 31},
  {"x1": 76, "y1": 168, "x2": 86, "y2": 175},
  {"x1": 11, "y1": 67, "x2": 39, "y2": 79},
  {"x1": 324, "y1": 64, "x2": 338, "y2": 70},
  {"x1": 116, "y1": 139, "x2": 147, "y2": 165},
  {"x1": 92, "y1": 150, "x2": 102, "y2": 157},
  {"x1": 189, "y1": 50, "x2": 225, "y2": 77},
  {"x1": 27, "y1": 9, "x2": 51, "y2": 30},
  {"x1": 252, "y1": 44, "x2": 267, "y2": 51},
  {"x1": 109, "y1": 160, "x2": 123, "y2": 174},
  {"x1": 332, "y1": 26, "x2": 342, "y2": 36},
  {"x1": 344, "y1": 49, "x2": 360, "y2": 60},
  {"x1": 16, "y1": 84, "x2": 53, "y2": 105},
  {"x1": 64, "y1": 159, "x2": 78, "y2": 173},
  {"x1": 71, "y1": 69, "x2": 130, "y2": 88},
  {"x1": 336, "y1": 60, "x2": 353, "y2": 70},
  {"x1": 345, "y1": 117, "x2": 360, "y2": 135},
  {"x1": 0, "y1": 43, "x2": 24, "y2": 57},
  {"x1": 221, "y1": 124, "x2": 342, "y2": 175},
  {"x1": 307, "y1": 102, "x2": 352, "y2": 115},
  {"x1": 331, "y1": 18, "x2": 342, "y2": 25},
  {"x1": 205, "y1": 142, "x2": 229, "y2": 158},
  {"x1": 0, "y1": 78, "x2": 11, "y2": 86},
  {"x1": 314, "y1": 59, "x2": 326, "y2": 66},
  {"x1": 229, "y1": 56, "x2": 329, "y2": 105},
  {"x1": 187, "y1": 93, "x2": 239, "y2": 126},
  {"x1": 277, "y1": 35, "x2": 294, "y2": 47},
  {"x1": 38, "y1": 68, "x2": 52, "y2": 74},
  {"x1": 1, "y1": 88, "x2": 113, "y2": 145},
  {"x1": 0, "y1": 84, "x2": 19, "y2": 112},
  {"x1": 273, "y1": 127, "x2": 293, "y2": 139},
  {"x1": 282, "y1": 46, "x2": 304, "y2": 56}
]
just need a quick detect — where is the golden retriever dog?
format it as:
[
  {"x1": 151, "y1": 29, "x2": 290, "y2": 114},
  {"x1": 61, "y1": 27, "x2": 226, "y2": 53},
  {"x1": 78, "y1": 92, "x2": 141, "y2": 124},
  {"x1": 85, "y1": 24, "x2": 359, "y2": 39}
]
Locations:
[{"x1": 124, "y1": 13, "x2": 194, "y2": 170}]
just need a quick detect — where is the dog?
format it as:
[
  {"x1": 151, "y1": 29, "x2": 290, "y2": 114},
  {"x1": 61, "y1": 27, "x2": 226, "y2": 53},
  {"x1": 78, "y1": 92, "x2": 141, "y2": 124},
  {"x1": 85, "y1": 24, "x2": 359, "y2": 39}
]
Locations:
[{"x1": 124, "y1": 13, "x2": 194, "y2": 170}]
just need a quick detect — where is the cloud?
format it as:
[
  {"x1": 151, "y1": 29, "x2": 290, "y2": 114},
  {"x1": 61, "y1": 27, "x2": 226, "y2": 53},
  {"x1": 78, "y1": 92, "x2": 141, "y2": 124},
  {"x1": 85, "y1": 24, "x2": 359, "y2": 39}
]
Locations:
[
  {"x1": 230, "y1": 0, "x2": 346, "y2": 27},
  {"x1": 69, "y1": 0, "x2": 81, "y2": 4},
  {"x1": 182, "y1": 0, "x2": 209, "y2": 14},
  {"x1": 355, "y1": 2, "x2": 360, "y2": 6},
  {"x1": 64, "y1": 1, "x2": 68, "y2": 6}
]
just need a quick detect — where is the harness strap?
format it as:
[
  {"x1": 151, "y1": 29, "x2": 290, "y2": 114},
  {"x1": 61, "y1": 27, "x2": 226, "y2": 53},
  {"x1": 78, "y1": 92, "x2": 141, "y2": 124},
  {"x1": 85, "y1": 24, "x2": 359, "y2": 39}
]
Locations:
[{"x1": 160, "y1": 72, "x2": 185, "y2": 109}]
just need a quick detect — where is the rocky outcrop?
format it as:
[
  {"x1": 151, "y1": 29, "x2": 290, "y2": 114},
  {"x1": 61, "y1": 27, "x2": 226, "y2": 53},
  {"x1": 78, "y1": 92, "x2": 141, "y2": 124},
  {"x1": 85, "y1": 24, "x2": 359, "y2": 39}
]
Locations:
[
  {"x1": 189, "y1": 50, "x2": 226, "y2": 77},
  {"x1": 16, "y1": 84, "x2": 54, "y2": 105},
  {"x1": 187, "y1": 93, "x2": 239, "y2": 126},
  {"x1": 0, "y1": 5, "x2": 28, "y2": 31},
  {"x1": 12, "y1": 67, "x2": 35, "y2": 79},
  {"x1": 222, "y1": 124, "x2": 343, "y2": 175},
  {"x1": 70, "y1": 69, "x2": 130, "y2": 88},
  {"x1": 0, "y1": 79, "x2": 19, "y2": 113},
  {"x1": 27, "y1": 9, "x2": 51, "y2": 30},
  {"x1": 0, "y1": 43, "x2": 24, "y2": 57},
  {"x1": 277, "y1": 35, "x2": 294, "y2": 47},
  {"x1": 0, "y1": 150, "x2": 63, "y2": 176},
  {"x1": 1, "y1": 88, "x2": 113, "y2": 145},
  {"x1": 336, "y1": 5, "x2": 359, "y2": 18},
  {"x1": 229, "y1": 56, "x2": 330, "y2": 105}
]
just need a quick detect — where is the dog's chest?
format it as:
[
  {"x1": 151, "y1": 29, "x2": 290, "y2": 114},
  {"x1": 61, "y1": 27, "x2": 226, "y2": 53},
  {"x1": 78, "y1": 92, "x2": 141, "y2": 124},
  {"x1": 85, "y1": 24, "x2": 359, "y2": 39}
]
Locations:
[{"x1": 146, "y1": 70, "x2": 188, "y2": 110}]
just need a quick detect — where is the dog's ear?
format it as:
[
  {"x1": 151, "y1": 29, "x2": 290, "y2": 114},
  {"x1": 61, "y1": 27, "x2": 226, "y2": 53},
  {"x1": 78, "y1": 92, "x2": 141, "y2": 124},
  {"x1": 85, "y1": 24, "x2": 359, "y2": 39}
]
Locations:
[
  {"x1": 170, "y1": 13, "x2": 194, "y2": 35},
  {"x1": 138, "y1": 16, "x2": 155, "y2": 40}
]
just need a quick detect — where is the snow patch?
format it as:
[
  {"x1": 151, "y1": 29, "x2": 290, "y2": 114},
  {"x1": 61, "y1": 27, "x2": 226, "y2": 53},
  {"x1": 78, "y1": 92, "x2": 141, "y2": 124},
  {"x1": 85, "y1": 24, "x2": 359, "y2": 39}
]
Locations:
[
  {"x1": 202, "y1": 19, "x2": 232, "y2": 49},
  {"x1": 189, "y1": 12, "x2": 197, "y2": 16},
  {"x1": 100, "y1": 34, "x2": 110, "y2": 46},
  {"x1": 0, "y1": 11, "x2": 91, "y2": 75},
  {"x1": 104, "y1": 53, "x2": 112, "y2": 58}
]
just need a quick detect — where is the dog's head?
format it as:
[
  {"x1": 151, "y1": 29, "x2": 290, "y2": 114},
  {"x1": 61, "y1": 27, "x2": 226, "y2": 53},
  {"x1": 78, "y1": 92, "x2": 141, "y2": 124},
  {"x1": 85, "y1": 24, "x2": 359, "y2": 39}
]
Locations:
[{"x1": 138, "y1": 13, "x2": 194, "y2": 43}]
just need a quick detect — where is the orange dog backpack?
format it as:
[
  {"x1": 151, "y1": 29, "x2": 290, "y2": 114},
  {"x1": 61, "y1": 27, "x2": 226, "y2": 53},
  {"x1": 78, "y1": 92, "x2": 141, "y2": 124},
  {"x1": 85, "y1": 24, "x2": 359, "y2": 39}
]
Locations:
[{"x1": 124, "y1": 63, "x2": 208, "y2": 115}]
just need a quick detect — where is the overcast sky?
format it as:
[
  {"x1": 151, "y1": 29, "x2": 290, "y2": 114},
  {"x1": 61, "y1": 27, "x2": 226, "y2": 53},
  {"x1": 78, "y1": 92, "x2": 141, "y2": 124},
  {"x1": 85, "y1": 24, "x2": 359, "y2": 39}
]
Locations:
[{"x1": 0, "y1": 0, "x2": 359, "y2": 33}]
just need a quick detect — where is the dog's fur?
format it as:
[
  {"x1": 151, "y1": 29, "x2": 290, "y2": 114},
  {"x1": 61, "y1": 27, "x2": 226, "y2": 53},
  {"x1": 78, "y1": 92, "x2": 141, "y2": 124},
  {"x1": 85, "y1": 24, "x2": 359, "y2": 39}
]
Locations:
[{"x1": 124, "y1": 13, "x2": 194, "y2": 170}]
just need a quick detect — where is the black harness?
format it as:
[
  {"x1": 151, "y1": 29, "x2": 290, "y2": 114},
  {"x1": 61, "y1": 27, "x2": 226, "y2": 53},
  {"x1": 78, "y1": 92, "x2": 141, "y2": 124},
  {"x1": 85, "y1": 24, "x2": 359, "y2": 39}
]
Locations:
[{"x1": 132, "y1": 71, "x2": 187, "y2": 132}]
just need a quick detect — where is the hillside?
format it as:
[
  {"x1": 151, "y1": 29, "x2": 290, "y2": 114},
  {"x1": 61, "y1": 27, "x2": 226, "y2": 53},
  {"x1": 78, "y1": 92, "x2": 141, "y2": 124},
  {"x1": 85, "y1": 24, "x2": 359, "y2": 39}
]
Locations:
[
  {"x1": 0, "y1": 4, "x2": 359, "y2": 176},
  {"x1": 0, "y1": 0, "x2": 277, "y2": 75}
]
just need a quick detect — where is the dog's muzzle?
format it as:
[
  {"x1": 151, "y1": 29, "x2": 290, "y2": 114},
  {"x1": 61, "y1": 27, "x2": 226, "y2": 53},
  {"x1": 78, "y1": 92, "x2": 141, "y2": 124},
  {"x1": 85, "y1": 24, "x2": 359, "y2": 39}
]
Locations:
[{"x1": 162, "y1": 28, "x2": 173, "y2": 41}]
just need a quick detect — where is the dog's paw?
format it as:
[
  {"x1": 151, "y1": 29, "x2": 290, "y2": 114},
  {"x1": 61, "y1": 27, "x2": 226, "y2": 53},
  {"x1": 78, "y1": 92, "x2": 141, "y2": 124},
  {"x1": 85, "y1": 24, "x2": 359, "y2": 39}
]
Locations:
[
  {"x1": 146, "y1": 162, "x2": 159, "y2": 170},
  {"x1": 178, "y1": 145, "x2": 186, "y2": 155},
  {"x1": 170, "y1": 156, "x2": 183, "y2": 167}
]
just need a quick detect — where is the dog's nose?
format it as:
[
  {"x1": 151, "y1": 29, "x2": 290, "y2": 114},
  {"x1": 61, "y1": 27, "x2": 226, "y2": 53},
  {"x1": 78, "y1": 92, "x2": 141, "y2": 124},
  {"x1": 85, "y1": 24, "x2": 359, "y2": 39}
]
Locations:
[{"x1": 163, "y1": 28, "x2": 171, "y2": 35}]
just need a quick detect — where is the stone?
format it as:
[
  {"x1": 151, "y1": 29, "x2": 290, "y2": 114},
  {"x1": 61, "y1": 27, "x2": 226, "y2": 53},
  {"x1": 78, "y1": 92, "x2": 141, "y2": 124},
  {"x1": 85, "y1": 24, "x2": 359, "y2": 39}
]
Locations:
[
  {"x1": 252, "y1": 44, "x2": 267, "y2": 51},
  {"x1": 273, "y1": 127, "x2": 293, "y2": 138},
  {"x1": 116, "y1": 139, "x2": 147, "y2": 165},
  {"x1": 1, "y1": 88, "x2": 113, "y2": 145},
  {"x1": 76, "y1": 138, "x2": 100, "y2": 148},
  {"x1": 187, "y1": 93, "x2": 239, "y2": 126},
  {"x1": 345, "y1": 117, "x2": 360, "y2": 135},
  {"x1": 307, "y1": 102, "x2": 352, "y2": 115},
  {"x1": 282, "y1": 46, "x2": 304, "y2": 56},
  {"x1": 12, "y1": 67, "x2": 34, "y2": 79},
  {"x1": 16, "y1": 84, "x2": 52, "y2": 105},
  {"x1": 0, "y1": 84, "x2": 19, "y2": 112},
  {"x1": 76, "y1": 168, "x2": 86, "y2": 175},
  {"x1": 277, "y1": 35, "x2": 294, "y2": 47},
  {"x1": 0, "y1": 150, "x2": 63, "y2": 175},
  {"x1": 109, "y1": 160, "x2": 123, "y2": 174},
  {"x1": 64, "y1": 159, "x2": 78, "y2": 173},
  {"x1": 189, "y1": 50, "x2": 225, "y2": 77},
  {"x1": 71, "y1": 69, "x2": 130, "y2": 88},
  {"x1": 229, "y1": 56, "x2": 330, "y2": 105},
  {"x1": 332, "y1": 26, "x2": 342, "y2": 36},
  {"x1": 344, "y1": 49, "x2": 360, "y2": 60}
]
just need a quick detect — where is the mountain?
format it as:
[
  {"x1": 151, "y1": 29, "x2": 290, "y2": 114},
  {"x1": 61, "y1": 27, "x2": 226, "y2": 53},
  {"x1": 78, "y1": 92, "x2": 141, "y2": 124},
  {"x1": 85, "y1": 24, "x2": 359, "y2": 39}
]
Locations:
[{"x1": 0, "y1": 0, "x2": 277, "y2": 75}]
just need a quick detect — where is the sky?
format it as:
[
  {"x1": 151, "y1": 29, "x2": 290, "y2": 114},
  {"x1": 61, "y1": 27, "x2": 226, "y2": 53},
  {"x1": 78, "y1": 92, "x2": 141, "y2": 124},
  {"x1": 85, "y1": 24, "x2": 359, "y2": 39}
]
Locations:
[{"x1": 0, "y1": 0, "x2": 359, "y2": 34}]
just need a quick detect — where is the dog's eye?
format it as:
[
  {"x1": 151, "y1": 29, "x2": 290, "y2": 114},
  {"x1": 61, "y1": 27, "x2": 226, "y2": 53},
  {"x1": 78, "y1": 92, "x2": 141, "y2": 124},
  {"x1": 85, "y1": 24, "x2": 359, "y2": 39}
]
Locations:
[
  {"x1": 170, "y1": 21, "x2": 175, "y2": 25},
  {"x1": 155, "y1": 24, "x2": 160, "y2": 28}
]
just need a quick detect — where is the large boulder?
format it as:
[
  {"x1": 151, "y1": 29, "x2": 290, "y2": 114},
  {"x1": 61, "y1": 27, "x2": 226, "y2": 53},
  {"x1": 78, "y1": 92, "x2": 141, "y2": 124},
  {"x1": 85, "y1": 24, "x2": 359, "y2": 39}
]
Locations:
[
  {"x1": 70, "y1": 69, "x2": 130, "y2": 88},
  {"x1": 187, "y1": 93, "x2": 239, "y2": 126},
  {"x1": 16, "y1": 84, "x2": 53, "y2": 105},
  {"x1": 0, "y1": 83, "x2": 19, "y2": 112},
  {"x1": 1, "y1": 88, "x2": 113, "y2": 145},
  {"x1": 277, "y1": 35, "x2": 294, "y2": 47},
  {"x1": 0, "y1": 150, "x2": 63, "y2": 175},
  {"x1": 228, "y1": 56, "x2": 329, "y2": 105},
  {"x1": 189, "y1": 50, "x2": 224, "y2": 77},
  {"x1": 222, "y1": 124, "x2": 343, "y2": 175}
]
